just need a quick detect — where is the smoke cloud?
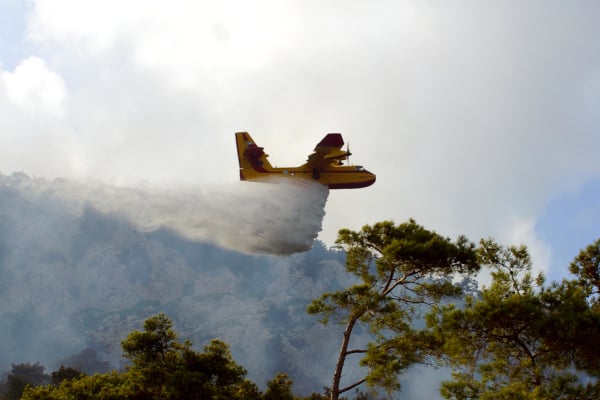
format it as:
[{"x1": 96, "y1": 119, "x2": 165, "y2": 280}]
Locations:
[{"x1": 8, "y1": 173, "x2": 329, "y2": 255}]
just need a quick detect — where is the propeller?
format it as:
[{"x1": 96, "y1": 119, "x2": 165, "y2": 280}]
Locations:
[{"x1": 346, "y1": 142, "x2": 352, "y2": 165}]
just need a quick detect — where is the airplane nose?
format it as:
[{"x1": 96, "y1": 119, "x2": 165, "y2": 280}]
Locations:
[{"x1": 364, "y1": 174, "x2": 376, "y2": 187}]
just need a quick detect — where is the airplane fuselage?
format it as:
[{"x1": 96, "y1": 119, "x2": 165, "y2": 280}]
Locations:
[{"x1": 242, "y1": 165, "x2": 376, "y2": 189}]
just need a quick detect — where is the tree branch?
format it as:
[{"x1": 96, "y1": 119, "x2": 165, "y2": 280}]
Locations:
[
  {"x1": 382, "y1": 269, "x2": 395, "y2": 295},
  {"x1": 346, "y1": 349, "x2": 367, "y2": 355},
  {"x1": 339, "y1": 377, "x2": 367, "y2": 395}
]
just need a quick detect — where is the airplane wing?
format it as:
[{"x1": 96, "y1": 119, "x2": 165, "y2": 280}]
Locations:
[{"x1": 306, "y1": 133, "x2": 350, "y2": 168}]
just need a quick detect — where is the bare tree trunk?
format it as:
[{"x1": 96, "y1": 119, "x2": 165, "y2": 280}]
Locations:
[{"x1": 330, "y1": 314, "x2": 359, "y2": 400}]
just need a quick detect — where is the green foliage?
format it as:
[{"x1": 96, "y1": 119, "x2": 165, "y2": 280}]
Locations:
[
  {"x1": 569, "y1": 238, "x2": 600, "y2": 297},
  {"x1": 14, "y1": 224, "x2": 600, "y2": 400},
  {"x1": 263, "y1": 373, "x2": 294, "y2": 400},
  {"x1": 50, "y1": 366, "x2": 84, "y2": 385},
  {"x1": 308, "y1": 220, "x2": 479, "y2": 399},
  {"x1": 121, "y1": 312, "x2": 180, "y2": 368},
  {"x1": 336, "y1": 220, "x2": 479, "y2": 288},
  {"x1": 22, "y1": 371, "x2": 132, "y2": 400},
  {"x1": 22, "y1": 313, "x2": 267, "y2": 400},
  {"x1": 430, "y1": 239, "x2": 600, "y2": 399}
]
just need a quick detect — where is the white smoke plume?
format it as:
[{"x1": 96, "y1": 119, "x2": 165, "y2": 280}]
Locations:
[{"x1": 6, "y1": 173, "x2": 329, "y2": 255}]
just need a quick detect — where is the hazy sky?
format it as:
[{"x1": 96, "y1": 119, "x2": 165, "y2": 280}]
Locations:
[{"x1": 1, "y1": 0, "x2": 599, "y2": 281}]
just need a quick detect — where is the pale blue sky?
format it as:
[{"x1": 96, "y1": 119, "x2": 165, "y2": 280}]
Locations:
[
  {"x1": 538, "y1": 179, "x2": 600, "y2": 282},
  {"x1": 0, "y1": 0, "x2": 28, "y2": 69},
  {"x1": 1, "y1": 0, "x2": 599, "y2": 282}
]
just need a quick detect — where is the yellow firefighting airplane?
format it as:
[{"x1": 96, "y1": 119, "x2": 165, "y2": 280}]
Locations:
[{"x1": 235, "y1": 132, "x2": 376, "y2": 189}]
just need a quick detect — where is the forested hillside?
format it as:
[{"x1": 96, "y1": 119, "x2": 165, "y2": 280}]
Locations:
[{"x1": 0, "y1": 172, "x2": 351, "y2": 394}]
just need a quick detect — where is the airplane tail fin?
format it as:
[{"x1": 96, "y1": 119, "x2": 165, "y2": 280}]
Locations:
[{"x1": 235, "y1": 132, "x2": 274, "y2": 180}]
